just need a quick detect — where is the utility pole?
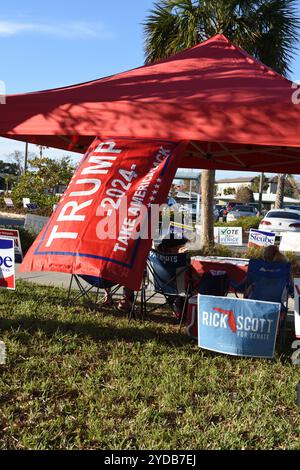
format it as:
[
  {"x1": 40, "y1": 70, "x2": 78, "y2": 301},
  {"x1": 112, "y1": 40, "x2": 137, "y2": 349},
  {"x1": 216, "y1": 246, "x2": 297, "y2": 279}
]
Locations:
[
  {"x1": 258, "y1": 172, "x2": 264, "y2": 216},
  {"x1": 24, "y1": 142, "x2": 29, "y2": 174}
]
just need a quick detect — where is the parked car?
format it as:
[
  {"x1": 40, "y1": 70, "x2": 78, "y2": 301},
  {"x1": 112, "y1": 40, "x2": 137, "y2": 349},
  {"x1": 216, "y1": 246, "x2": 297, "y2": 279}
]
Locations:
[
  {"x1": 226, "y1": 205, "x2": 258, "y2": 221},
  {"x1": 283, "y1": 205, "x2": 300, "y2": 212},
  {"x1": 259, "y1": 209, "x2": 300, "y2": 234}
]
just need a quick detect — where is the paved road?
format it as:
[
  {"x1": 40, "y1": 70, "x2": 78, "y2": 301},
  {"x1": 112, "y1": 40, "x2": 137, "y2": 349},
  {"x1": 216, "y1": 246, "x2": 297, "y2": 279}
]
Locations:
[{"x1": 0, "y1": 217, "x2": 25, "y2": 227}]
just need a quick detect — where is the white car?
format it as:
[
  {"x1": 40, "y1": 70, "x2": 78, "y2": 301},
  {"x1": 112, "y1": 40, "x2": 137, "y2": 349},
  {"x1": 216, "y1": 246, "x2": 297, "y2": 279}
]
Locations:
[
  {"x1": 259, "y1": 209, "x2": 300, "y2": 234},
  {"x1": 226, "y1": 205, "x2": 258, "y2": 221}
]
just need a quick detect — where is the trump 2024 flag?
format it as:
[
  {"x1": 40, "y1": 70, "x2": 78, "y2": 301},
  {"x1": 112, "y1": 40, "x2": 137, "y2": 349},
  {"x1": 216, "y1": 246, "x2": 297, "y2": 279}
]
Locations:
[
  {"x1": 0, "y1": 238, "x2": 15, "y2": 290},
  {"x1": 20, "y1": 137, "x2": 187, "y2": 290}
]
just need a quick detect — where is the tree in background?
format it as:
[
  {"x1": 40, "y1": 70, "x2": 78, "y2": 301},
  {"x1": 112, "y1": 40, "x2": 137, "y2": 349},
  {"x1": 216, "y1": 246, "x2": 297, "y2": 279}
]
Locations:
[
  {"x1": 144, "y1": 0, "x2": 299, "y2": 247},
  {"x1": 224, "y1": 187, "x2": 236, "y2": 195},
  {"x1": 4, "y1": 175, "x2": 15, "y2": 193},
  {"x1": 8, "y1": 150, "x2": 26, "y2": 176},
  {"x1": 251, "y1": 176, "x2": 269, "y2": 193},
  {"x1": 235, "y1": 186, "x2": 254, "y2": 204},
  {"x1": 7, "y1": 149, "x2": 36, "y2": 176},
  {"x1": 29, "y1": 156, "x2": 74, "y2": 195},
  {"x1": 274, "y1": 174, "x2": 300, "y2": 207},
  {"x1": 286, "y1": 175, "x2": 300, "y2": 199},
  {"x1": 0, "y1": 160, "x2": 20, "y2": 176},
  {"x1": 11, "y1": 156, "x2": 74, "y2": 213},
  {"x1": 275, "y1": 174, "x2": 286, "y2": 209}
]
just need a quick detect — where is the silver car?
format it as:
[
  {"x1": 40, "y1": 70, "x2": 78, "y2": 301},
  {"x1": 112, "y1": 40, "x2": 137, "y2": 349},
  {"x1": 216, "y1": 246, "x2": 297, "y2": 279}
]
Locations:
[{"x1": 227, "y1": 205, "x2": 258, "y2": 221}]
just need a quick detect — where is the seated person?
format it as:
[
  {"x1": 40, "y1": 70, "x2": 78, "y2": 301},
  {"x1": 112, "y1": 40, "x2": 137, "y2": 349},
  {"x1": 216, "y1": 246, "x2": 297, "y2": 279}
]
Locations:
[
  {"x1": 239, "y1": 245, "x2": 290, "y2": 299},
  {"x1": 117, "y1": 287, "x2": 135, "y2": 311},
  {"x1": 103, "y1": 286, "x2": 134, "y2": 311},
  {"x1": 155, "y1": 235, "x2": 189, "y2": 319},
  {"x1": 263, "y1": 244, "x2": 288, "y2": 263},
  {"x1": 156, "y1": 235, "x2": 189, "y2": 254},
  {"x1": 105, "y1": 235, "x2": 190, "y2": 312},
  {"x1": 262, "y1": 244, "x2": 294, "y2": 298}
]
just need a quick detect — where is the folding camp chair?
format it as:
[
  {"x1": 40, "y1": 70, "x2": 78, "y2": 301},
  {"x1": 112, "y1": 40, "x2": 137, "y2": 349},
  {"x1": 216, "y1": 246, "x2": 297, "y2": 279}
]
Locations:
[
  {"x1": 128, "y1": 269, "x2": 148, "y2": 321},
  {"x1": 136, "y1": 249, "x2": 192, "y2": 326},
  {"x1": 234, "y1": 259, "x2": 292, "y2": 342},
  {"x1": 67, "y1": 274, "x2": 121, "y2": 310}
]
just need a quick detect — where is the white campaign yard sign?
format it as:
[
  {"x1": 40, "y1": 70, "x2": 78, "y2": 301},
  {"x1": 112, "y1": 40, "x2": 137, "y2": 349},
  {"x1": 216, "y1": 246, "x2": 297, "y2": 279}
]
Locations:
[
  {"x1": 279, "y1": 232, "x2": 300, "y2": 252},
  {"x1": 22, "y1": 197, "x2": 30, "y2": 209},
  {"x1": 294, "y1": 278, "x2": 300, "y2": 339},
  {"x1": 214, "y1": 227, "x2": 242, "y2": 246},
  {"x1": 248, "y1": 229, "x2": 276, "y2": 248}
]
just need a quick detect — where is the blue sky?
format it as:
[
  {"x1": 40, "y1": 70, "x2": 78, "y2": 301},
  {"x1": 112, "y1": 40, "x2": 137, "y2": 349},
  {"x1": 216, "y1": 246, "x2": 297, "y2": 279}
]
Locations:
[{"x1": 1, "y1": 0, "x2": 300, "y2": 180}]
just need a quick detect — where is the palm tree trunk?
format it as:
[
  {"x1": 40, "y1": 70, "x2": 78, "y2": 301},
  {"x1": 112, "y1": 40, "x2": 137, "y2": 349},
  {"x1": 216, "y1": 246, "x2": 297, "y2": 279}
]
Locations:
[
  {"x1": 275, "y1": 174, "x2": 286, "y2": 209},
  {"x1": 200, "y1": 169, "x2": 215, "y2": 249}
]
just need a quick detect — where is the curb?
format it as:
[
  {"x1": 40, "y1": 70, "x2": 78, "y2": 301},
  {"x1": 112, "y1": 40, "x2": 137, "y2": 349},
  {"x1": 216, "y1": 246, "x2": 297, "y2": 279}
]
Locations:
[{"x1": 0, "y1": 211, "x2": 26, "y2": 219}]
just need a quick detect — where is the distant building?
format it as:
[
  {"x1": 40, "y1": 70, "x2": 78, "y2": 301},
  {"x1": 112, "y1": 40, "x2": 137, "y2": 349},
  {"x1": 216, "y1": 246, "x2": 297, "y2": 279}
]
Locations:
[
  {"x1": 215, "y1": 177, "x2": 256, "y2": 197},
  {"x1": 173, "y1": 170, "x2": 201, "y2": 195},
  {"x1": 215, "y1": 175, "x2": 298, "y2": 198},
  {"x1": 216, "y1": 193, "x2": 300, "y2": 210}
]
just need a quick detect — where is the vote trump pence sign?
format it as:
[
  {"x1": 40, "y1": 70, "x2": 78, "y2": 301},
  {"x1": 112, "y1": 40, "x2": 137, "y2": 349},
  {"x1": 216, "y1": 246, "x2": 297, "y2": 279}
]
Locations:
[{"x1": 0, "y1": 238, "x2": 15, "y2": 290}]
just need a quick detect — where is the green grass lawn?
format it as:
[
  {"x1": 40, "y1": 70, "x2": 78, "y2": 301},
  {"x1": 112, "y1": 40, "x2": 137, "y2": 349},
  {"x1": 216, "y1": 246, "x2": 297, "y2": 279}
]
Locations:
[{"x1": 0, "y1": 280, "x2": 299, "y2": 450}]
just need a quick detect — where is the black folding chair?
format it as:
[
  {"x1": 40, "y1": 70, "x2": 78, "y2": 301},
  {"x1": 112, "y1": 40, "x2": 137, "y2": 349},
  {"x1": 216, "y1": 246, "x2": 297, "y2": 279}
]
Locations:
[
  {"x1": 130, "y1": 249, "x2": 192, "y2": 326},
  {"x1": 67, "y1": 274, "x2": 121, "y2": 310}
]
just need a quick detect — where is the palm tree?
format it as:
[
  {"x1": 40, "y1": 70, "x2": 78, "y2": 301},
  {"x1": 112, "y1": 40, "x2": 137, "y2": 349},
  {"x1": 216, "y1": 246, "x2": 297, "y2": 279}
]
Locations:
[
  {"x1": 275, "y1": 174, "x2": 299, "y2": 208},
  {"x1": 144, "y1": 0, "x2": 299, "y2": 247},
  {"x1": 275, "y1": 174, "x2": 286, "y2": 208}
]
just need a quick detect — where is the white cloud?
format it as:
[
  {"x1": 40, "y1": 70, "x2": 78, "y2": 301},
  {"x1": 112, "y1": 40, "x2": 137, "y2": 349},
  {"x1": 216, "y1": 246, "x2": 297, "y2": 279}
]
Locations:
[{"x1": 0, "y1": 20, "x2": 113, "y2": 39}]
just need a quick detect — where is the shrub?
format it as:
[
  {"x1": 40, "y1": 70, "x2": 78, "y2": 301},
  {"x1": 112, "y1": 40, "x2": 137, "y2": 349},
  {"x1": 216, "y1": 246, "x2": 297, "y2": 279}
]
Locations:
[
  {"x1": 284, "y1": 251, "x2": 300, "y2": 274},
  {"x1": 215, "y1": 216, "x2": 263, "y2": 231},
  {"x1": 1, "y1": 225, "x2": 36, "y2": 255},
  {"x1": 240, "y1": 246, "x2": 264, "y2": 260},
  {"x1": 189, "y1": 244, "x2": 235, "y2": 258},
  {"x1": 237, "y1": 247, "x2": 300, "y2": 274},
  {"x1": 18, "y1": 227, "x2": 36, "y2": 255}
]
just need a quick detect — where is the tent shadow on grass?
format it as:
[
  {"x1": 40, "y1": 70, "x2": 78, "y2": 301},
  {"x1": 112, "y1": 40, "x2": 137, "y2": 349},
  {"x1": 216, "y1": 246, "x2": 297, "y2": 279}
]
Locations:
[
  {"x1": 0, "y1": 314, "x2": 194, "y2": 348},
  {"x1": 0, "y1": 313, "x2": 294, "y2": 363}
]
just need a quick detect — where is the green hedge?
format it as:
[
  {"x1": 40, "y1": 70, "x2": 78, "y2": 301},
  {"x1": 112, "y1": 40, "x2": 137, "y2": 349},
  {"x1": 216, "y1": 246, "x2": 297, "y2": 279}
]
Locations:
[
  {"x1": 215, "y1": 216, "x2": 263, "y2": 231},
  {"x1": 0, "y1": 225, "x2": 36, "y2": 256},
  {"x1": 18, "y1": 227, "x2": 36, "y2": 255},
  {"x1": 0, "y1": 196, "x2": 58, "y2": 217}
]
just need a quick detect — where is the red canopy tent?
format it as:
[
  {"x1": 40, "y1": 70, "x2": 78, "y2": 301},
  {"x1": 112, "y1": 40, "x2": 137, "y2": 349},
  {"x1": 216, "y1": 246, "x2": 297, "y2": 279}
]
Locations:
[{"x1": 1, "y1": 33, "x2": 300, "y2": 173}]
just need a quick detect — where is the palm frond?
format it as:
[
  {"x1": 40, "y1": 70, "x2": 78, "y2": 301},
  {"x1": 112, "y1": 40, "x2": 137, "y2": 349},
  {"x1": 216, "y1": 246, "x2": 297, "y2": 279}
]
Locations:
[
  {"x1": 143, "y1": 0, "x2": 300, "y2": 76},
  {"x1": 143, "y1": 0, "x2": 204, "y2": 64}
]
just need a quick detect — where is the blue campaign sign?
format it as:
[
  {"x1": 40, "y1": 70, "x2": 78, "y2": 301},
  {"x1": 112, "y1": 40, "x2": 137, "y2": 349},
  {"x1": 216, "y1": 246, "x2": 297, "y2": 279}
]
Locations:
[{"x1": 198, "y1": 295, "x2": 281, "y2": 358}]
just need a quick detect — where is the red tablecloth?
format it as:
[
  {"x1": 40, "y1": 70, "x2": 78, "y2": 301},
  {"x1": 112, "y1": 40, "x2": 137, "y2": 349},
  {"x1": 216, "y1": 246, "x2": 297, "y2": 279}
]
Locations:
[{"x1": 190, "y1": 257, "x2": 249, "y2": 287}]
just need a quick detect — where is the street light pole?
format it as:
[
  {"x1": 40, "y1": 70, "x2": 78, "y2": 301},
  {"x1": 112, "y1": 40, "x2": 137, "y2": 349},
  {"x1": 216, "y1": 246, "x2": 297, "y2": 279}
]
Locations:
[
  {"x1": 24, "y1": 142, "x2": 28, "y2": 174},
  {"x1": 258, "y1": 172, "x2": 264, "y2": 216}
]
